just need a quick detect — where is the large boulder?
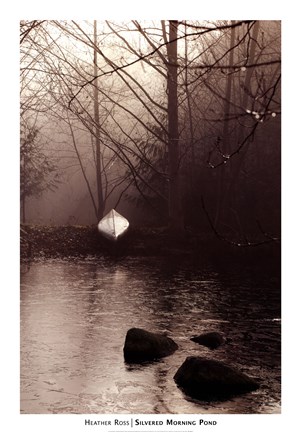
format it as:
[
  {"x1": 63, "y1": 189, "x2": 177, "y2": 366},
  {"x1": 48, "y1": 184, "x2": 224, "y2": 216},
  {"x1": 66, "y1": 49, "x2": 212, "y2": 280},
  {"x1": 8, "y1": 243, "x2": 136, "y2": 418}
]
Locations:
[
  {"x1": 190, "y1": 331, "x2": 225, "y2": 349},
  {"x1": 123, "y1": 328, "x2": 178, "y2": 363},
  {"x1": 174, "y1": 356, "x2": 259, "y2": 400}
]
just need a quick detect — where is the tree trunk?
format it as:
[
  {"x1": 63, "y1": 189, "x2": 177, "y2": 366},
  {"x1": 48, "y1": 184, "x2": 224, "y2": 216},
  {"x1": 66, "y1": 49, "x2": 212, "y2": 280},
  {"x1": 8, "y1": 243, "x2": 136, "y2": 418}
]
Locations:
[
  {"x1": 184, "y1": 21, "x2": 195, "y2": 189},
  {"x1": 167, "y1": 20, "x2": 183, "y2": 231},
  {"x1": 215, "y1": 21, "x2": 236, "y2": 228},
  {"x1": 221, "y1": 21, "x2": 260, "y2": 233},
  {"x1": 67, "y1": 114, "x2": 98, "y2": 219},
  {"x1": 94, "y1": 20, "x2": 104, "y2": 220},
  {"x1": 22, "y1": 195, "x2": 26, "y2": 223}
]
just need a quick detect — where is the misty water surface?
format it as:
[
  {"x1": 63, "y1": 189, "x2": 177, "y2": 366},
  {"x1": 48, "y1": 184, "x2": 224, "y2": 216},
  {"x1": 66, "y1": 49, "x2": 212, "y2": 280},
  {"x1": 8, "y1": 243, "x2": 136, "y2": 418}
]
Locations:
[{"x1": 20, "y1": 256, "x2": 280, "y2": 414}]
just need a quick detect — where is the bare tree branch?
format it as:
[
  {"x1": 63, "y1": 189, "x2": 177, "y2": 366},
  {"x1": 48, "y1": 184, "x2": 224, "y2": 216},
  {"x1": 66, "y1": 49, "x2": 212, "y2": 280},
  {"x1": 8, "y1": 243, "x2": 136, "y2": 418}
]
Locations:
[{"x1": 201, "y1": 196, "x2": 280, "y2": 247}]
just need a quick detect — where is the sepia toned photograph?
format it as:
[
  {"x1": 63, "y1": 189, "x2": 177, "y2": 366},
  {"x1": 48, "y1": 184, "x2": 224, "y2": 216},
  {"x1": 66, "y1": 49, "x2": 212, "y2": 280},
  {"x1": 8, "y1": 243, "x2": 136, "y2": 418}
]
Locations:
[{"x1": 20, "y1": 19, "x2": 281, "y2": 416}]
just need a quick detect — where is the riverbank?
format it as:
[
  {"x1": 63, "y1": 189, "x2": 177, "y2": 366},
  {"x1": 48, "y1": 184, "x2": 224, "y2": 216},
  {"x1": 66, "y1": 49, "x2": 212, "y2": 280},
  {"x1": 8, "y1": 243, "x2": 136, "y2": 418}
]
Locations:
[
  {"x1": 20, "y1": 224, "x2": 202, "y2": 258},
  {"x1": 20, "y1": 224, "x2": 280, "y2": 269}
]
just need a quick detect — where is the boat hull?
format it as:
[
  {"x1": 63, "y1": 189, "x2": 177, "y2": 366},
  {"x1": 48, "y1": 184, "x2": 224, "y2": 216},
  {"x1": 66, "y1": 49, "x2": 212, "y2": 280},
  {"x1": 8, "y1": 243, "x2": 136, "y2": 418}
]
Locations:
[{"x1": 98, "y1": 209, "x2": 129, "y2": 241}]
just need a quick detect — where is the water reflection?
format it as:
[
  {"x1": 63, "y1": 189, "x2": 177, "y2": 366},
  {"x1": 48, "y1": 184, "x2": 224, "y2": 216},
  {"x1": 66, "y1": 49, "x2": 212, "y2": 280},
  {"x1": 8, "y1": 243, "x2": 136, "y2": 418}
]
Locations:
[{"x1": 20, "y1": 256, "x2": 281, "y2": 414}]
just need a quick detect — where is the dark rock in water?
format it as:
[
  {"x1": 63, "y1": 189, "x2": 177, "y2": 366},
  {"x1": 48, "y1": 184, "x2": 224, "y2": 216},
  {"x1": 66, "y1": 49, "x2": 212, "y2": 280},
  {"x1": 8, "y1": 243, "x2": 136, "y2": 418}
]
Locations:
[
  {"x1": 174, "y1": 356, "x2": 259, "y2": 401},
  {"x1": 190, "y1": 331, "x2": 225, "y2": 349},
  {"x1": 123, "y1": 327, "x2": 178, "y2": 363}
]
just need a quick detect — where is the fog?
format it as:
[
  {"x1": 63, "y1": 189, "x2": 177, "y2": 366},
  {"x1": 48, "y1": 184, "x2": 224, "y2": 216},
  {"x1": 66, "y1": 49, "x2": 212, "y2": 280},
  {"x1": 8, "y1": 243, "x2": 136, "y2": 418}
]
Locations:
[
  {"x1": 19, "y1": 20, "x2": 282, "y2": 418},
  {"x1": 20, "y1": 20, "x2": 281, "y2": 238}
]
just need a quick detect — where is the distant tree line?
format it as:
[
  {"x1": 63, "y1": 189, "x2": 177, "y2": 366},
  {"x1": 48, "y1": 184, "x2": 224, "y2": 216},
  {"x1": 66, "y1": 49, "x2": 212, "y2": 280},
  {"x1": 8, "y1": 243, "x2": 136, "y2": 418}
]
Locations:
[{"x1": 20, "y1": 120, "x2": 59, "y2": 223}]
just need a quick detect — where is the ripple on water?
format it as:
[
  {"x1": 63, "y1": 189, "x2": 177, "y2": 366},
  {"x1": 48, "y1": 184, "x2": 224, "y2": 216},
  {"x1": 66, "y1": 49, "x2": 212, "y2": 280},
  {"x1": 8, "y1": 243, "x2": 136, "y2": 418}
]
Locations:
[{"x1": 20, "y1": 256, "x2": 281, "y2": 414}]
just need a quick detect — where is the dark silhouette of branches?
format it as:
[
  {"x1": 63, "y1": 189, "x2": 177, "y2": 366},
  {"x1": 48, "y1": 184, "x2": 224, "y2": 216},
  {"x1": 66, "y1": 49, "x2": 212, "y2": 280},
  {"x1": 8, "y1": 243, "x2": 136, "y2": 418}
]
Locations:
[
  {"x1": 201, "y1": 196, "x2": 280, "y2": 247},
  {"x1": 207, "y1": 122, "x2": 259, "y2": 168},
  {"x1": 66, "y1": 20, "x2": 262, "y2": 106},
  {"x1": 20, "y1": 19, "x2": 281, "y2": 230},
  {"x1": 20, "y1": 20, "x2": 46, "y2": 45},
  {"x1": 178, "y1": 20, "x2": 254, "y2": 30}
]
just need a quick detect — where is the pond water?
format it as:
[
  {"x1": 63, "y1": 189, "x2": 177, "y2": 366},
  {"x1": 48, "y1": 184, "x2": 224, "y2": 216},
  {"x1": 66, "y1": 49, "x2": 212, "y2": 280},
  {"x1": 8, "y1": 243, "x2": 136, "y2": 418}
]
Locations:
[{"x1": 20, "y1": 255, "x2": 281, "y2": 414}]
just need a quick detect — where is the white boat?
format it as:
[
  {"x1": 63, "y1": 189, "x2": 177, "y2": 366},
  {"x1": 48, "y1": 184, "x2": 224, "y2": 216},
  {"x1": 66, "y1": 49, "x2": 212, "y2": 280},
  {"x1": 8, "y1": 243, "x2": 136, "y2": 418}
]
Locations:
[{"x1": 98, "y1": 209, "x2": 129, "y2": 241}]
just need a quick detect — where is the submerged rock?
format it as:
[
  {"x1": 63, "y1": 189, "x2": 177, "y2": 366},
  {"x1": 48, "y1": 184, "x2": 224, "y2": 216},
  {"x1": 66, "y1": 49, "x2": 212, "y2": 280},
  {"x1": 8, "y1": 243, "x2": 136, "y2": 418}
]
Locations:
[
  {"x1": 174, "y1": 356, "x2": 259, "y2": 400},
  {"x1": 190, "y1": 331, "x2": 225, "y2": 349},
  {"x1": 123, "y1": 327, "x2": 178, "y2": 363}
]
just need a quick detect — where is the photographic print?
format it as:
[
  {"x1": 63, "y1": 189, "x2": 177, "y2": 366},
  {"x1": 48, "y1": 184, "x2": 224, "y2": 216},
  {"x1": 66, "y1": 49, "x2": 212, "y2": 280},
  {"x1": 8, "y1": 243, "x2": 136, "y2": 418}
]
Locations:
[{"x1": 20, "y1": 18, "x2": 281, "y2": 420}]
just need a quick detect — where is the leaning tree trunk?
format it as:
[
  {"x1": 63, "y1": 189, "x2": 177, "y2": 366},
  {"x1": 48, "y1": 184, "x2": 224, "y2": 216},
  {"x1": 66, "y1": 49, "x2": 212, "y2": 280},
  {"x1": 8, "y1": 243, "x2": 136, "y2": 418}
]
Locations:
[{"x1": 167, "y1": 20, "x2": 183, "y2": 231}]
